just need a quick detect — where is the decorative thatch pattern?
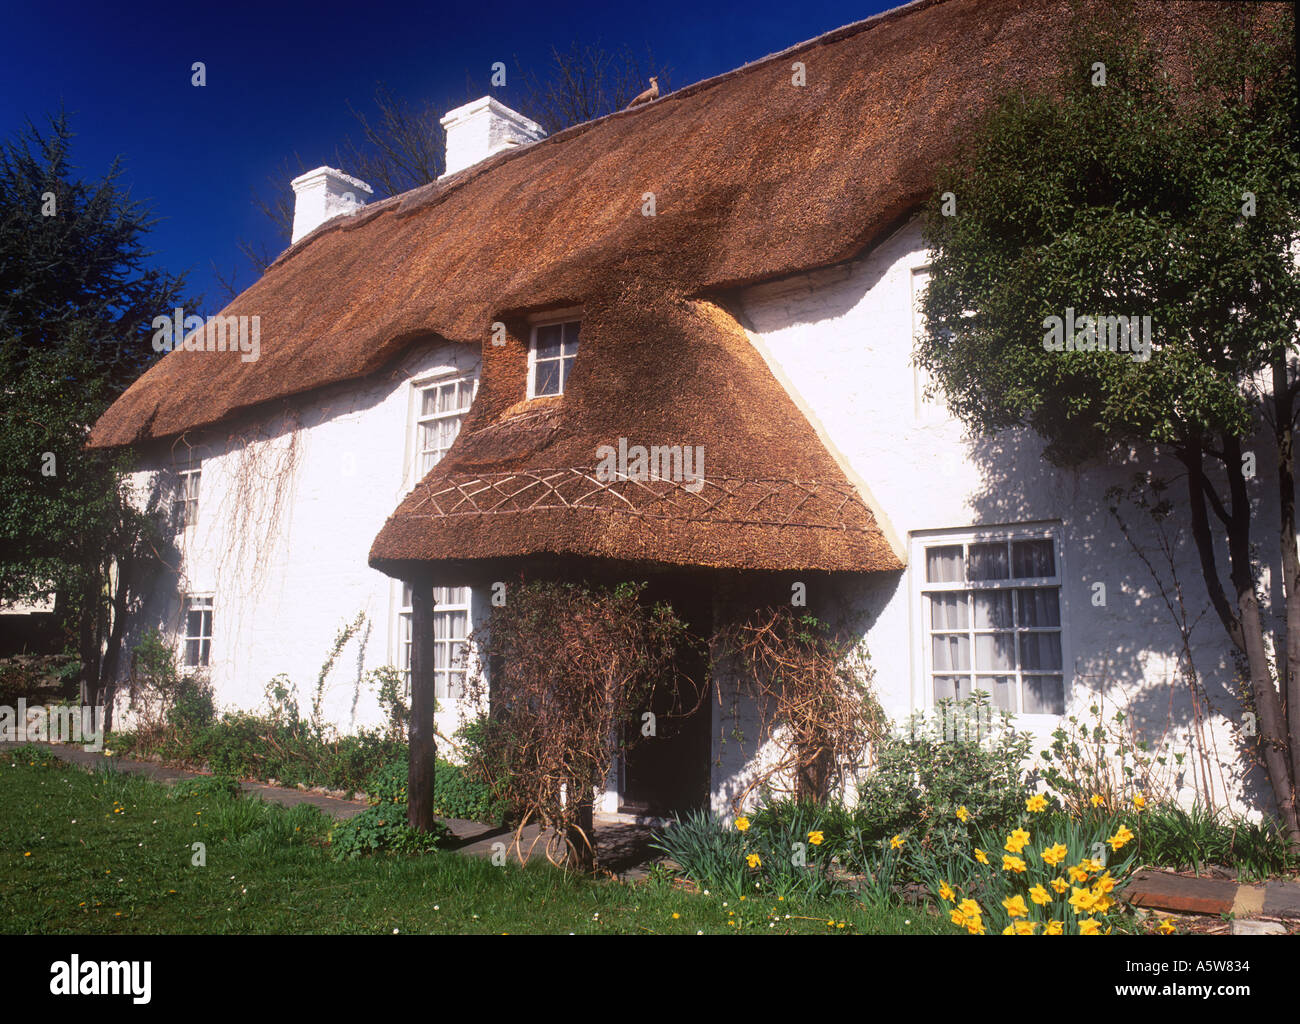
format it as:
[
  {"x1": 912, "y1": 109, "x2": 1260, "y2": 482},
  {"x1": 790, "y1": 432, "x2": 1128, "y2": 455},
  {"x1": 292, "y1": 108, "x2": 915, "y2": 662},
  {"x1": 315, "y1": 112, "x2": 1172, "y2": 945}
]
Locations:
[{"x1": 399, "y1": 470, "x2": 871, "y2": 531}]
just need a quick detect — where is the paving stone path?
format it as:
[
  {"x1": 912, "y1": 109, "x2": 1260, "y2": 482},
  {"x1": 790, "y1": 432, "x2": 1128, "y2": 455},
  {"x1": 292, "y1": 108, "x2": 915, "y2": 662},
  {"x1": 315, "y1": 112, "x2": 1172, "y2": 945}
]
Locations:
[{"x1": 1, "y1": 741, "x2": 663, "y2": 878}]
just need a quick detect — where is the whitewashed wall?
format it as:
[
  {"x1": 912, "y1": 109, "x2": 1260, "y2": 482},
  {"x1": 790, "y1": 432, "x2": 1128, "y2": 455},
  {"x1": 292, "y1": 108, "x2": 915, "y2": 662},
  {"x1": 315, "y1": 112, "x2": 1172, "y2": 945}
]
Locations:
[
  {"x1": 115, "y1": 339, "x2": 482, "y2": 746},
  {"x1": 723, "y1": 216, "x2": 1271, "y2": 818}
]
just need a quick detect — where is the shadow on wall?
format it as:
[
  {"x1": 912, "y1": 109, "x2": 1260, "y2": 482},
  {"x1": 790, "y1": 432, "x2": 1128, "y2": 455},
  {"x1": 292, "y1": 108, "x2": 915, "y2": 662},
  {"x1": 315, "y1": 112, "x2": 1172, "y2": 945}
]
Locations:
[{"x1": 958, "y1": 425, "x2": 1273, "y2": 817}]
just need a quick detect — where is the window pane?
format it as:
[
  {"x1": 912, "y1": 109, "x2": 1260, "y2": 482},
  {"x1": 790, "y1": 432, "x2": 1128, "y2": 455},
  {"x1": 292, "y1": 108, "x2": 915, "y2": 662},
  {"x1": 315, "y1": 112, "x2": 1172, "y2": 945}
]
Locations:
[
  {"x1": 974, "y1": 675, "x2": 1016, "y2": 712},
  {"x1": 560, "y1": 354, "x2": 575, "y2": 392},
  {"x1": 1023, "y1": 675, "x2": 1065, "y2": 714},
  {"x1": 1012, "y1": 539, "x2": 1055, "y2": 578},
  {"x1": 534, "y1": 360, "x2": 560, "y2": 396},
  {"x1": 932, "y1": 634, "x2": 970, "y2": 672},
  {"x1": 973, "y1": 591, "x2": 1013, "y2": 629},
  {"x1": 1019, "y1": 632, "x2": 1063, "y2": 671},
  {"x1": 926, "y1": 545, "x2": 963, "y2": 583},
  {"x1": 933, "y1": 675, "x2": 972, "y2": 703},
  {"x1": 1018, "y1": 588, "x2": 1061, "y2": 628},
  {"x1": 562, "y1": 320, "x2": 580, "y2": 352},
  {"x1": 185, "y1": 638, "x2": 200, "y2": 666},
  {"x1": 929, "y1": 593, "x2": 968, "y2": 630},
  {"x1": 974, "y1": 633, "x2": 1015, "y2": 671},
  {"x1": 536, "y1": 323, "x2": 563, "y2": 359},
  {"x1": 968, "y1": 542, "x2": 1009, "y2": 581}
]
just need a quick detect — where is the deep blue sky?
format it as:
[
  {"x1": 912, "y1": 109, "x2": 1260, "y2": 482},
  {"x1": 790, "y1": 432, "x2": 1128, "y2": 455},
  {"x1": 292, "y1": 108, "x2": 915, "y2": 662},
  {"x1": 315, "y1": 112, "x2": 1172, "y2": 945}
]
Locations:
[{"x1": 2, "y1": 0, "x2": 896, "y2": 315}]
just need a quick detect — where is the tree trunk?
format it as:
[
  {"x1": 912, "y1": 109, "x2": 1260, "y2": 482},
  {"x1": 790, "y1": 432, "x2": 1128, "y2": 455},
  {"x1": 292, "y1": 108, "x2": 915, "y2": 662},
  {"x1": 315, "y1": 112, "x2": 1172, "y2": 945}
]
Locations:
[
  {"x1": 1222, "y1": 435, "x2": 1300, "y2": 842},
  {"x1": 407, "y1": 574, "x2": 436, "y2": 832},
  {"x1": 1272, "y1": 355, "x2": 1300, "y2": 794},
  {"x1": 97, "y1": 553, "x2": 133, "y2": 734},
  {"x1": 76, "y1": 576, "x2": 100, "y2": 710}
]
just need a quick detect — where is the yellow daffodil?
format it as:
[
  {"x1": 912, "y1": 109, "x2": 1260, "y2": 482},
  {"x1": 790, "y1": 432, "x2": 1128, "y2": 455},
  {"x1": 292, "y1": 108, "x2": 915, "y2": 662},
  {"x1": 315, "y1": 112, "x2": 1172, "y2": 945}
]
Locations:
[
  {"x1": 1013, "y1": 920, "x2": 1037, "y2": 935},
  {"x1": 1040, "y1": 843, "x2": 1068, "y2": 866},
  {"x1": 1092, "y1": 872, "x2": 1117, "y2": 896},
  {"x1": 1106, "y1": 825, "x2": 1134, "y2": 852},
  {"x1": 1084, "y1": 857, "x2": 1105, "y2": 873},
  {"x1": 1004, "y1": 828, "x2": 1031, "y2": 854},
  {"x1": 1133, "y1": 794, "x2": 1146, "y2": 811},
  {"x1": 1002, "y1": 855, "x2": 1027, "y2": 873},
  {"x1": 967, "y1": 921, "x2": 986, "y2": 935},
  {"x1": 939, "y1": 881, "x2": 955, "y2": 902},
  {"x1": 1090, "y1": 794, "x2": 1104, "y2": 808},
  {"x1": 890, "y1": 834, "x2": 905, "y2": 849},
  {"x1": 1044, "y1": 919, "x2": 1064, "y2": 935},
  {"x1": 807, "y1": 830, "x2": 824, "y2": 846},
  {"x1": 1156, "y1": 919, "x2": 1176, "y2": 935},
  {"x1": 957, "y1": 898, "x2": 982, "y2": 919},
  {"x1": 1029, "y1": 884, "x2": 1052, "y2": 906},
  {"x1": 1068, "y1": 886, "x2": 1098, "y2": 914},
  {"x1": 1092, "y1": 895, "x2": 1114, "y2": 913},
  {"x1": 746, "y1": 853, "x2": 761, "y2": 868},
  {"x1": 1002, "y1": 894, "x2": 1029, "y2": 918},
  {"x1": 1050, "y1": 876, "x2": 1070, "y2": 894},
  {"x1": 1078, "y1": 918, "x2": 1102, "y2": 935},
  {"x1": 974, "y1": 848, "x2": 989, "y2": 865},
  {"x1": 735, "y1": 817, "x2": 750, "y2": 832},
  {"x1": 1025, "y1": 794, "x2": 1048, "y2": 813},
  {"x1": 956, "y1": 806, "x2": 969, "y2": 823},
  {"x1": 1067, "y1": 863, "x2": 1091, "y2": 884}
]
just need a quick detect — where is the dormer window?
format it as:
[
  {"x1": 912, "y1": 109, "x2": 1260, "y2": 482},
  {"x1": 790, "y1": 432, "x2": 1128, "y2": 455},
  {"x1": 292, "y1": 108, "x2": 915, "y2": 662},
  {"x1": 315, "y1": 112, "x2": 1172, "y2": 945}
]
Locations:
[{"x1": 528, "y1": 319, "x2": 580, "y2": 398}]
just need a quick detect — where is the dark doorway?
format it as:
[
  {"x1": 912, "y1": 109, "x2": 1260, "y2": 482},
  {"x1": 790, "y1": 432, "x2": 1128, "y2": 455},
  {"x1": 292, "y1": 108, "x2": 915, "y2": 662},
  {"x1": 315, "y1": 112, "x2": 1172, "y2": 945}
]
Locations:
[{"x1": 619, "y1": 575, "x2": 712, "y2": 817}]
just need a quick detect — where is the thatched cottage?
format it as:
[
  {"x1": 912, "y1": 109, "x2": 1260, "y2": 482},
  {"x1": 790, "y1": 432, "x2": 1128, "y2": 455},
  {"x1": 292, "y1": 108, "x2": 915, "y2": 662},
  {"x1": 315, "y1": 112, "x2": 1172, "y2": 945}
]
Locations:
[{"x1": 89, "y1": 0, "x2": 1280, "y2": 819}]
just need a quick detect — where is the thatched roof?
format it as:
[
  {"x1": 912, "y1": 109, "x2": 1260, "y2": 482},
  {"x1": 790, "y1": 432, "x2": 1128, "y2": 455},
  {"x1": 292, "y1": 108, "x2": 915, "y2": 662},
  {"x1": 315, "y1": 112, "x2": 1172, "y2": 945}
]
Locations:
[{"x1": 88, "y1": 0, "x2": 1274, "y2": 576}]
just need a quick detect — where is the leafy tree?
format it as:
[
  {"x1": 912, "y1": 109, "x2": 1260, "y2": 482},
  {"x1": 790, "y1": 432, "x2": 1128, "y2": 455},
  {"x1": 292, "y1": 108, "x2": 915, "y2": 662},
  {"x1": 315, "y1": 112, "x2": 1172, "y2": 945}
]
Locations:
[
  {"x1": 0, "y1": 111, "x2": 186, "y2": 713},
  {"x1": 915, "y1": 6, "x2": 1300, "y2": 840}
]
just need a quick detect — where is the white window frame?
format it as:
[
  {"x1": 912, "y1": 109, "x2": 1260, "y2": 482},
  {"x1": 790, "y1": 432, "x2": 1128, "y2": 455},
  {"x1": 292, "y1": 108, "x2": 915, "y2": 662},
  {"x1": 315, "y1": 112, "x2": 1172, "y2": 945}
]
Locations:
[
  {"x1": 409, "y1": 372, "x2": 476, "y2": 481},
  {"x1": 182, "y1": 594, "x2": 214, "y2": 669},
  {"x1": 396, "y1": 583, "x2": 472, "y2": 700},
  {"x1": 910, "y1": 524, "x2": 1070, "y2": 721},
  {"x1": 173, "y1": 465, "x2": 201, "y2": 531},
  {"x1": 526, "y1": 312, "x2": 581, "y2": 399}
]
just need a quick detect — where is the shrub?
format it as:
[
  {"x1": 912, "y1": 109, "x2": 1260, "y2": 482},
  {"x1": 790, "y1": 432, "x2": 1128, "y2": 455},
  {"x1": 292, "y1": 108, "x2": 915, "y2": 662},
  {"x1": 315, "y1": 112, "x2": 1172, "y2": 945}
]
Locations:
[
  {"x1": 852, "y1": 695, "x2": 1033, "y2": 862},
  {"x1": 330, "y1": 757, "x2": 451, "y2": 860}
]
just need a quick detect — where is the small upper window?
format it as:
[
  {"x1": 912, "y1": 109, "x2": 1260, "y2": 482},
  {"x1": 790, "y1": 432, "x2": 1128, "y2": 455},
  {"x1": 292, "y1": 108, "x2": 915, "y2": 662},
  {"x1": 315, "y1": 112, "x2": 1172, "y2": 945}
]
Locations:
[
  {"x1": 528, "y1": 320, "x2": 580, "y2": 398},
  {"x1": 173, "y1": 467, "x2": 200, "y2": 530},
  {"x1": 183, "y1": 595, "x2": 213, "y2": 668},
  {"x1": 414, "y1": 375, "x2": 475, "y2": 476}
]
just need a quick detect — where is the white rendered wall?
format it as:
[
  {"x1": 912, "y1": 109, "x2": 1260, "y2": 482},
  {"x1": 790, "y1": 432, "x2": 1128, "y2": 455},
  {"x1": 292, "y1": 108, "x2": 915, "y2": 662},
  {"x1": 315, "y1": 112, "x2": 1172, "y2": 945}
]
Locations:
[
  {"x1": 116, "y1": 340, "x2": 481, "y2": 743},
  {"x1": 724, "y1": 216, "x2": 1270, "y2": 818}
]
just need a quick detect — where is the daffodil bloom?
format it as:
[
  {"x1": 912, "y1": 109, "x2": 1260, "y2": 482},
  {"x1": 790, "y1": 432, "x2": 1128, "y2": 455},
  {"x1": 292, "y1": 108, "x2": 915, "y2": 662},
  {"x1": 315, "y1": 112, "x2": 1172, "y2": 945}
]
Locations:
[
  {"x1": 1067, "y1": 863, "x2": 1091, "y2": 883},
  {"x1": 1025, "y1": 794, "x2": 1048, "y2": 813},
  {"x1": 1092, "y1": 872, "x2": 1116, "y2": 895},
  {"x1": 1050, "y1": 876, "x2": 1070, "y2": 894},
  {"x1": 939, "y1": 881, "x2": 955, "y2": 902},
  {"x1": 1004, "y1": 828, "x2": 1031, "y2": 854},
  {"x1": 1106, "y1": 825, "x2": 1134, "y2": 852},
  {"x1": 1029, "y1": 884, "x2": 1052, "y2": 906},
  {"x1": 1092, "y1": 895, "x2": 1114, "y2": 913},
  {"x1": 890, "y1": 834, "x2": 905, "y2": 849},
  {"x1": 1133, "y1": 794, "x2": 1146, "y2": 810},
  {"x1": 1084, "y1": 857, "x2": 1105, "y2": 873},
  {"x1": 1013, "y1": 920, "x2": 1037, "y2": 935},
  {"x1": 1002, "y1": 895, "x2": 1029, "y2": 918},
  {"x1": 1002, "y1": 855, "x2": 1027, "y2": 873},
  {"x1": 807, "y1": 830, "x2": 824, "y2": 846},
  {"x1": 746, "y1": 853, "x2": 761, "y2": 868},
  {"x1": 1156, "y1": 919, "x2": 1176, "y2": 935},
  {"x1": 1040, "y1": 843, "x2": 1067, "y2": 866},
  {"x1": 1044, "y1": 919, "x2": 1064, "y2": 935},
  {"x1": 974, "y1": 848, "x2": 989, "y2": 865},
  {"x1": 950, "y1": 908, "x2": 968, "y2": 928},
  {"x1": 1068, "y1": 886, "x2": 1098, "y2": 914},
  {"x1": 1090, "y1": 793, "x2": 1104, "y2": 808},
  {"x1": 735, "y1": 817, "x2": 750, "y2": 832},
  {"x1": 1078, "y1": 918, "x2": 1102, "y2": 935},
  {"x1": 957, "y1": 898, "x2": 981, "y2": 919},
  {"x1": 956, "y1": 806, "x2": 969, "y2": 823}
]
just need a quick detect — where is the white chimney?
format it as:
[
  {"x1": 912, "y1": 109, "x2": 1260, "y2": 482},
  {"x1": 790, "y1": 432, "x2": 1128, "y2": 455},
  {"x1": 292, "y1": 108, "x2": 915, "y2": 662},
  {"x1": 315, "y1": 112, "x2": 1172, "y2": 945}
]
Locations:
[
  {"x1": 439, "y1": 97, "x2": 546, "y2": 178},
  {"x1": 289, "y1": 166, "x2": 373, "y2": 243}
]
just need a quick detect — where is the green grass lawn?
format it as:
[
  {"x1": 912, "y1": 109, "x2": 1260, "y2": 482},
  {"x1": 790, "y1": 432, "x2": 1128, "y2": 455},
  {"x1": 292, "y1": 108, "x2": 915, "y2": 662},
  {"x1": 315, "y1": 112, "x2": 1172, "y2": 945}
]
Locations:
[{"x1": 0, "y1": 747, "x2": 945, "y2": 935}]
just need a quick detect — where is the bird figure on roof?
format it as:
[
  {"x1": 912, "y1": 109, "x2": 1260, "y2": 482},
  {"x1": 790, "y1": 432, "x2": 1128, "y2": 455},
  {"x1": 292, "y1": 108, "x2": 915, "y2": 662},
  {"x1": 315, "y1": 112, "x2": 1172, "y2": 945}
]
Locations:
[{"x1": 625, "y1": 77, "x2": 659, "y2": 110}]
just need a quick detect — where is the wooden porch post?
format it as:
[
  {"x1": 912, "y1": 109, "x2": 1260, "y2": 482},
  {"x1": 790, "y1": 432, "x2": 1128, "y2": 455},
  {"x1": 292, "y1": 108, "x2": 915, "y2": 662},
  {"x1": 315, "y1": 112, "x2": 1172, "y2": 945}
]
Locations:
[{"x1": 407, "y1": 571, "x2": 436, "y2": 832}]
